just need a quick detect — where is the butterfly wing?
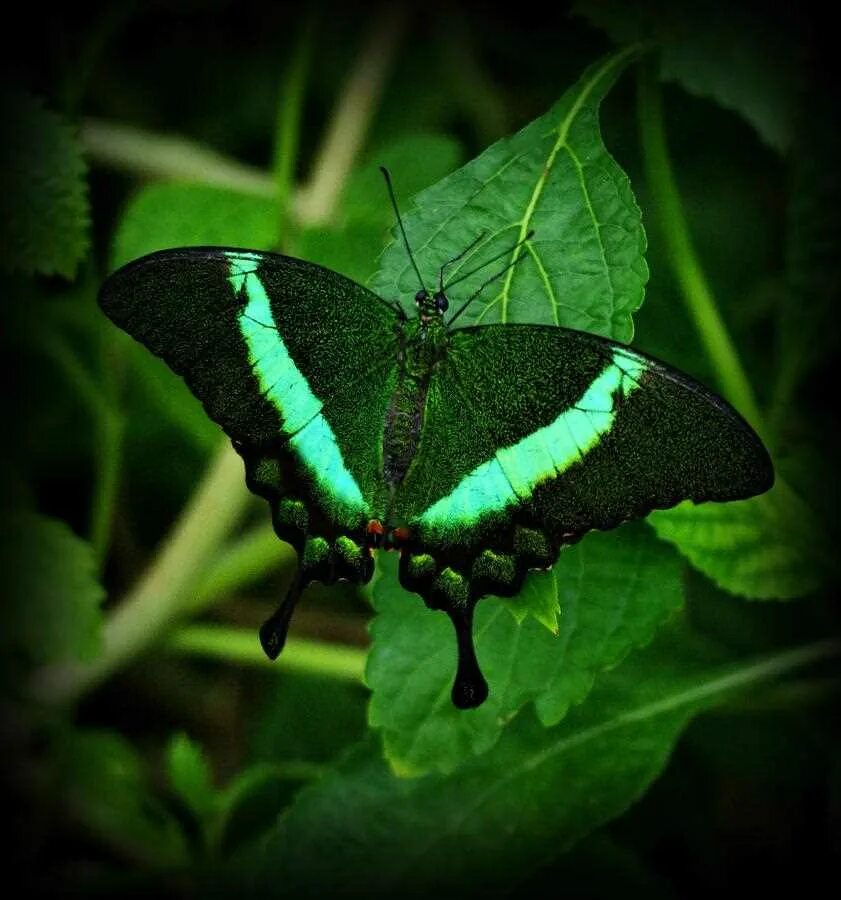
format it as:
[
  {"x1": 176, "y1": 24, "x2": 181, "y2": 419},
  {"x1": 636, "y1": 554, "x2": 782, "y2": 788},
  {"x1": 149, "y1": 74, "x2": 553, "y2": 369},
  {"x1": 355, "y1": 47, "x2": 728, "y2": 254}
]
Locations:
[
  {"x1": 99, "y1": 248, "x2": 398, "y2": 536},
  {"x1": 393, "y1": 322, "x2": 772, "y2": 575}
]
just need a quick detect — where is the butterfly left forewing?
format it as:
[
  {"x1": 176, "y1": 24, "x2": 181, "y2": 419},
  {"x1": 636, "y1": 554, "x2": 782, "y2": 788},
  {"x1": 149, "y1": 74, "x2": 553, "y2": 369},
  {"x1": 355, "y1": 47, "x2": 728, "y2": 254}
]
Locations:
[{"x1": 99, "y1": 247, "x2": 397, "y2": 561}]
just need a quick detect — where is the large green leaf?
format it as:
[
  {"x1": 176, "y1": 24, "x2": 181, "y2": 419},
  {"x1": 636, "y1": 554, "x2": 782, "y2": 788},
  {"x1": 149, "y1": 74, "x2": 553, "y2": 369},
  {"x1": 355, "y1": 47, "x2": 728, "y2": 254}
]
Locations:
[
  {"x1": 648, "y1": 481, "x2": 827, "y2": 600},
  {"x1": 0, "y1": 512, "x2": 104, "y2": 676},
  {"x1": 367, "y1": 524, "x2": 683, "y2": 775},
  {"x1": 110, "y1": 182, "x2": 279, "y2": 271},
  {"x1": 0, "y1": 91, "x2": 90, "y2": 278},
  {"x1": 256, "y1": 620, "x2": 836, "y2": 897},
  {"x1": 369, "y1": 47, "x2": 647, "y2": 340}
]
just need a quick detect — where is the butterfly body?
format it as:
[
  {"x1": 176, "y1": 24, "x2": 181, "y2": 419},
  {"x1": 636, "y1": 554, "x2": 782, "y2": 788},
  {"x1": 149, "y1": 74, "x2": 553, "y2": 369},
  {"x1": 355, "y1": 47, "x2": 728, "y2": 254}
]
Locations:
[
  {"x1": 100, "y1": 246, "x2": 773, "y2": 708},
  {"x1": 382, "y1": 316, "x2": 443, "y2": 495}
]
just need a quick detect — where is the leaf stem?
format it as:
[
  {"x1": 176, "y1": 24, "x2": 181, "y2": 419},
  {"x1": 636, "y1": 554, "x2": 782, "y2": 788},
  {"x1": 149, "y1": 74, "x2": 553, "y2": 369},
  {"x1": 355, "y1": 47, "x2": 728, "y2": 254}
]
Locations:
[
  {"x1": 294, "y1": 4, "x2": 408, "y2": 225},
  {"x1": 80, "y1": 119, "x2": 277, "y2": 197},
  {"x1": 273, "y1": 16, "x2": 315, "y2": 234},
  {"x1": 89, "y1": 406, "x2": 124, "y2": 568},
  {"x1": 30, "y1": 443, "x2": 252, "y2": 705},
  {"x1": 165, "y1": 624, "x2": 367, "y2": 684},
  {"x1": 636, "y1": 63, "x2": 766, "y2": 437},
  {"x1": 89, "y1": 324, "x2": 126, "y2": 568},
  {"x1": 187, "y1": 525, "x2": 295, "y2": 614}
]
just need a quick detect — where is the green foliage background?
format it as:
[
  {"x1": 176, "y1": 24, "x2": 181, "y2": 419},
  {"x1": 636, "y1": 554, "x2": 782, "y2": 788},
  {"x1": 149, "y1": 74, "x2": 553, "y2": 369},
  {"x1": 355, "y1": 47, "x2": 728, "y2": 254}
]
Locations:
[{"x1": 1, "y1": 1, "x2": 839, "y2": 896}]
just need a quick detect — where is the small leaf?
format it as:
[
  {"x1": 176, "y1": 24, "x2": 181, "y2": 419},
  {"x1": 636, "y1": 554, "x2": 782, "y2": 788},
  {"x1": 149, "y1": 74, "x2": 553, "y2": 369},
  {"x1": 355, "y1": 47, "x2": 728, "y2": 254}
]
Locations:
[
  {"x1": 0, "y1": 91, "x2": 90, "y2": 278},
  {"x1": 370, "y1": 47, "x2": 647, "y2": 340},
  {"x1": 260, "y1": 619, "x2": 831, "y2": 896},
  {"x1": 166, "y1": 732, "x2": 218, "y2": 822},
  {"x1": 648, "y1": 481, "x2": 827, "y2": 600},
  {"x1": 110, "y1": 182, "x2": 279, "y2": 271},
  {"x1": 367, "y1": 524, "x2": 683, "y2": 775},
  {"x1": 0, "y1": 512, "x2": 104, "y2": 674},
  {"x1": 55, "y1": 729, "x2": 188, "y2": 868}
]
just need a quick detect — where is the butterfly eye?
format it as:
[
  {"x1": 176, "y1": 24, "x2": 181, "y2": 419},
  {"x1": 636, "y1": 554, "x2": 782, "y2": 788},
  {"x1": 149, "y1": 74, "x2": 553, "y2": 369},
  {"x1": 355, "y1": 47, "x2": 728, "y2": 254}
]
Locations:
[
  {"x1": 415, "y1": 290, "x2": 428, "y2": 304},
  {"x1": 434, "y1": 292, "x2": 449, "y2": 312}
]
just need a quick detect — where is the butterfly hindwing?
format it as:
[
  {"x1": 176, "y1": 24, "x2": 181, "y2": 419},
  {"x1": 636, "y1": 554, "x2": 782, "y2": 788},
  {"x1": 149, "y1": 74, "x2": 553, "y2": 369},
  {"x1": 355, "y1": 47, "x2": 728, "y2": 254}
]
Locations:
[
  {"x1": 99, "y1": 248, "x2": 398, "y2": 533},
  {"x1": 396, "y1": 324, "x2": 773, "y2": 553}
]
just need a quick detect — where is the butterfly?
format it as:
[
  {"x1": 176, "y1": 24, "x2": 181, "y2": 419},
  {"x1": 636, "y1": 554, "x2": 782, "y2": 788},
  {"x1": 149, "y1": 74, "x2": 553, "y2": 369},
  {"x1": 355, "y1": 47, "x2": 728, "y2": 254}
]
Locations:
[{"x1": 99, "y1": 169, "x2": 773, "y2": 709}]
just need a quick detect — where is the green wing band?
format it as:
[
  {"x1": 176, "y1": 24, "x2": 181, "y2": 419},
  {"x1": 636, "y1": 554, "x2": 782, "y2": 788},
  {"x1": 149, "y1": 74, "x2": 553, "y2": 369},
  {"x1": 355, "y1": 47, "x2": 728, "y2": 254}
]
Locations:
[
  {"x1": 232, "y1": 257, "x2": 322, "y2": 433},
  {"x1": 397, "y1": 325, "x2": 772, "y2": 551},
  {"x1": 229, "y1": 256, "x2": 368, "y2": 521},
  {"x1": 416, "y1": 349, "x2": 646, "y2": 537},
  {"x1": 98, "y1": 248, "x2": 394, "y2": 532}
]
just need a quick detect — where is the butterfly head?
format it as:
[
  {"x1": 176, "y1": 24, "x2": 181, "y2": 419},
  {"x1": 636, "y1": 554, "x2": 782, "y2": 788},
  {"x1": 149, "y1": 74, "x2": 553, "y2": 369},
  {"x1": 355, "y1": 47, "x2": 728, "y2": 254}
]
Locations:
[{"x1": 415, "y1": 289, "x2": 449, "y2": 322}]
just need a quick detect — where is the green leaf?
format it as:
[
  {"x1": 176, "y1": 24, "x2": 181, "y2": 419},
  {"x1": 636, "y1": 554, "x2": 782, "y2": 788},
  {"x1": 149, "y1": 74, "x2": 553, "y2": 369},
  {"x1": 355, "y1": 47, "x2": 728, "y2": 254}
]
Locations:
[
  {"x1": 54, "y1": 729, "x2": 188, "y2": 869},
  {"x1": 575, "y1": 1, "x2": 801, "y2": 153},
  {"x1": 648, "y1": 481, "x2": 827, "y2": 600},
  {"x1": 249, "y1": 672, "x2": 368, "y2": 766},
  {"x1": 0, "y1": 512, "x2": 104, "y2": 674},
  {"x1": 367, "y1": 524, "x2": 683, "y2": 775},
  {"x1": 369, "y1": 47, "x2": 647, "y2": 340},
  {"x1": 214, "y1": 762, "x2": 312, "y2": 856},
  {"x1": 0, "y1": 91, "x2": 90, "y2": 278},
  {"x1": 166, "y1": 732, "x2": 218, "y2": 822},
  {"x1": 110, "y1": 182, "x2": 279, "y2": 271},
  {"x1": 258, "y1": 620, "x2": 837, "y2": 896}
]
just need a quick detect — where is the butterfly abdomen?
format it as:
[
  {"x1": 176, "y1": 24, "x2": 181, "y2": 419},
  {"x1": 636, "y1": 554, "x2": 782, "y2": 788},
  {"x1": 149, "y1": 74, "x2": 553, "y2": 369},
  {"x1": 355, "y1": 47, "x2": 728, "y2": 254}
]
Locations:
[{"x1": 383, "y1": 371, "x2": 429, "y2": 491}]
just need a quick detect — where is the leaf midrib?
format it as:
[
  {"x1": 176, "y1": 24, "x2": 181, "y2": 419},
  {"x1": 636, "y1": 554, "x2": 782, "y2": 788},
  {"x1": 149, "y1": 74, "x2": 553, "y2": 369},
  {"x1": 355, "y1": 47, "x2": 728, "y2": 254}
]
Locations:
[
  {"x1": 498, "y1": 44, "x2": 639, "y2": 322},
  {"x1": 379, "y1": 636, "x2": 840, "y2": 887}
]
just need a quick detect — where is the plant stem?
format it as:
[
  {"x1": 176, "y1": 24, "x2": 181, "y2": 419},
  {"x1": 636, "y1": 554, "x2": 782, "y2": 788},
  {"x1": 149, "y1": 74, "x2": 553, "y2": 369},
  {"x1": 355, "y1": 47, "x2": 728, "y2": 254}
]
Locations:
[
  {"x1": 273, "y1": 16, "x2": 315, "y2": 234},
  {"x1": 436, "y1": 10, "x2": 508, "y2": 145},
  {"x1": 39, "y1": 331, "x2": 109, "y2": 417},
  {"x1": 188, "y1": 525, "x2": 295, "y2": 614},
  {"x1": 30, "y1": 443, "x2": 252, "y2": 704},
  {"x1": 32, "y1": 9, "x2": 405, "y2": 706},
  {"x1": 81, "y1": 119, "x2": 277, "y2": 197},
  {"x1": 89, "y1": 406, "x2": 124, "y2": 568},
  {"x1": 89, "y1": 324, "x2": 126, "y2": 569},
  {"x1": 37, "y1": 326, "x2": 124, "y2": 568},
  {"x1": 294, "y1": 4, "x2": 408, "y2": 224},
  {"x1": 636, "y1": 63, "x2": 766, "y2": 438},
  {"x1": 165, "y1": 625, "x2": 367, "y2": 683}
]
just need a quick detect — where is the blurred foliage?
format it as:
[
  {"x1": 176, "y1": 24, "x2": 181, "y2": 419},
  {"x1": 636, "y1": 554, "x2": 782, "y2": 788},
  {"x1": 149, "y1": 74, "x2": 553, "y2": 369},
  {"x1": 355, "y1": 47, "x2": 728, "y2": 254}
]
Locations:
[
  {"x1": 0, "y1": 91, "x2": 90, "y2": 278},
  {"x1": 1, "y1": 1, "x2": 839, "y2": 896}
]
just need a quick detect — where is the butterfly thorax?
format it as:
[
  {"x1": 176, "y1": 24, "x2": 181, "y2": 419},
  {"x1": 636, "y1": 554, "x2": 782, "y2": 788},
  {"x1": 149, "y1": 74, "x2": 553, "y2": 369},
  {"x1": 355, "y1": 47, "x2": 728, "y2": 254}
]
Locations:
[{"x1": 382, "y1": 315, "x2": 448, "y2": 497}]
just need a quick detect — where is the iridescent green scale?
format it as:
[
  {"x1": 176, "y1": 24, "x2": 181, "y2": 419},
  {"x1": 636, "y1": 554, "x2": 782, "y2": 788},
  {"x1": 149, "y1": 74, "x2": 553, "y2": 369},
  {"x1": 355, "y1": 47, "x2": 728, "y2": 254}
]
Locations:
[{"x1": 99, "y1": 246, "x2": 773, "y2": 708}]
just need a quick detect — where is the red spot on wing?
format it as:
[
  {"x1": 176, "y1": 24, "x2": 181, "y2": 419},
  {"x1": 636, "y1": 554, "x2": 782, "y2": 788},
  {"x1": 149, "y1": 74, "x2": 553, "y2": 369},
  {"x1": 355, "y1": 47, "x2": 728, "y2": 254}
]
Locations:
[{"x1": 393, "y1": 526, "x2": 412, "y2": 544}]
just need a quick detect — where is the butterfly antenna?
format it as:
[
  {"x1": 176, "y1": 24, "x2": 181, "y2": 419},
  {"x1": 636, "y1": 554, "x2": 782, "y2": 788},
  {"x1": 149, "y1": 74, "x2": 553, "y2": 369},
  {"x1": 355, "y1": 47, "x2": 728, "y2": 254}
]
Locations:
[
  {"x1": 439, "y1": 231, "x2": 486, "y2": 295},
  {"x1": 443, "y1": 230, "x2": 535, "y2": 292},
  {"x1": 447, "y1": 243, "x2": 533, "y2": 327},
  {"x1": 380, "y1": 166, "x2": 427, "y2": 296}
]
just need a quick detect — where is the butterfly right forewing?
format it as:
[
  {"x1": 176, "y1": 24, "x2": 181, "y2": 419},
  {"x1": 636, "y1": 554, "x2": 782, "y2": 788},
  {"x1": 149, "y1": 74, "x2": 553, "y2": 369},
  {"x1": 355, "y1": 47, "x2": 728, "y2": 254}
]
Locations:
[{"x1": 395, "y1": 323, "x2": 772, "y2": 559}]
